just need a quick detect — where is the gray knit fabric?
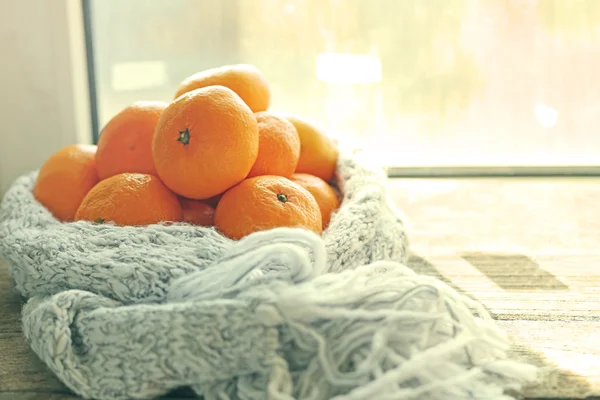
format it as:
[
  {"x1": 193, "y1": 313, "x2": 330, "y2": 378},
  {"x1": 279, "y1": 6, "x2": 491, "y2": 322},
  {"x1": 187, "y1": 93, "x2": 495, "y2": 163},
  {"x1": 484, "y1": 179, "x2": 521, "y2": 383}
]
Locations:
[
  {"x1": 0, "y1": 151, "x2": 408, "y2": 303},
  {"x1": 0, "y1": 151, "x2": 537, "y2": 399}
]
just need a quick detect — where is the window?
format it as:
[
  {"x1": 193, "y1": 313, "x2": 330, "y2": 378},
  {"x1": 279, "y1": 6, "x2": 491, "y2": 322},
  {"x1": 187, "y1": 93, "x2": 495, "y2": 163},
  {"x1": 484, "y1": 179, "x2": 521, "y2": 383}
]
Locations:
[{"x1": 85, "y1": 0, "x2": 600, "y2": 172}]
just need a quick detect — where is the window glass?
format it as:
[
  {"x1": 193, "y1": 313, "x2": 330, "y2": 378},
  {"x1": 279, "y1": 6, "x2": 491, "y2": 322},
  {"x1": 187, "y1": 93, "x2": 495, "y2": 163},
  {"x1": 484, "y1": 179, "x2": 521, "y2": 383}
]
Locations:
[{"x1": 89, "y1": 0, "x2": 600, "y2": 166}]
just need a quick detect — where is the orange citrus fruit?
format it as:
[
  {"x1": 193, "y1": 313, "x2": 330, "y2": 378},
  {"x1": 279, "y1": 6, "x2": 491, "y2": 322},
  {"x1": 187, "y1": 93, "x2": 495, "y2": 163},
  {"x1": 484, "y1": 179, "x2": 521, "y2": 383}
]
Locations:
[
  {"x1": 75, "y1": 173, "x2": 181, "y2": 226},
  {"x1": 179, "y1": 198, "x2": 215, "y2": 227},
  {"x1": 33, "y1": 144, "x2": 99, "y2": 222},
  {"x1": 285, "y1": 115, "x2": 338, "y2": 182},
  {"x1": 291, "y1": 173, "x2": 340, "y2": 229},
  {"x1": 214, "y1": 175, "x2": 322, "y2": 240},
  {"x1": 174, "y1": 64, "x2": 270, "y2": 112},
  {"x1": 247, "y1": 112, "x2": 300, "y2": 178},
  {"x1": 96, "y1": 101, "x2": 166, "y2": 180},
  {"x1": 152, "y1": 86, "x2": 259, "y2": 199}
]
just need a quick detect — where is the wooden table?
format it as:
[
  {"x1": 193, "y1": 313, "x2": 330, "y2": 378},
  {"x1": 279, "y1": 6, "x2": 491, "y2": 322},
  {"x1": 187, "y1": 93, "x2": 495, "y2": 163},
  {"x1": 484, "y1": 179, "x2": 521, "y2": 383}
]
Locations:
[{"x1": 1, "y1": 177, "x2": 599, "y2": 399}]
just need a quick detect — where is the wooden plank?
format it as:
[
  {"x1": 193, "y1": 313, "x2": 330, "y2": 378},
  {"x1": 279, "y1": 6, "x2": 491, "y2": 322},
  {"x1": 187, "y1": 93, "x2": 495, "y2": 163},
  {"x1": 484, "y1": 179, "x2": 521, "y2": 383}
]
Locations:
[
  {"x1": 0, "y1": 394, "x2": 80, "y2": 400},
  {"x1": 0, "y1": 333, "x2": 68, "y2": 393},
  {"x1": 0, "y1": 262, "x2": 24, "y2": 333},
  {"x1": 500, "y1": 320, "x2": 600, "y2": 399},
  {"x1": 0, "y1": 394, "x2": 199, "y2": 400},
  {"x1": 407, "y1": 254, "x2": 600, "y2": 320},
  {"x1": 389, "y1": 177, "x2": 600, "y2": 255},
  {"x1": 0, "y1": 393, "x2": 196, "y2": 400},
  {"x1": 394, "y1": 178, "x2": 600, "y2": 398}
]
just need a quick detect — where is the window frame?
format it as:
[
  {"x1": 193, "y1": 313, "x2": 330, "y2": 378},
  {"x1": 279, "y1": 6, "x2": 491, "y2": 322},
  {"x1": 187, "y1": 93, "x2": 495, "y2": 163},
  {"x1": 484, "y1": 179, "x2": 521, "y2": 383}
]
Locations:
[{"x1": 0, "y1": 0, "x2": 91, "y2": 194}]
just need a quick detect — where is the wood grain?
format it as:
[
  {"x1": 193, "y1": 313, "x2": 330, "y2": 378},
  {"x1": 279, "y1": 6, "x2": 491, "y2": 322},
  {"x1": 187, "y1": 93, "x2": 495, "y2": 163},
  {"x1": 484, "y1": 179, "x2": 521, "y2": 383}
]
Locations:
[
  {"x1": 0, "y1": 263, "x2": 23, "y2": 333},
  {"x1": 0, "y1": 394, "x2": 81, "y2": 400},
  {"x1": 0, "y1": 394, "x2": 198, "y2": 400},
  {"x1": 396, "y1": 178, "x2": 600, "y2": 399},
  {"x1": 389, "y1": 177, "x2": 600, "y2": 254},
  {"x1": 408, "y1": 254, "x2": 600, "y2": 320},
  {"x1": 0, "y1": 333, "x2": 68, "y2": 393},
  {"x1": 500, "y1": 321, "x2": 600, "y2": 399},
  {"x1": 1, "y1": 177, "x2": 599, "y2": 399}
]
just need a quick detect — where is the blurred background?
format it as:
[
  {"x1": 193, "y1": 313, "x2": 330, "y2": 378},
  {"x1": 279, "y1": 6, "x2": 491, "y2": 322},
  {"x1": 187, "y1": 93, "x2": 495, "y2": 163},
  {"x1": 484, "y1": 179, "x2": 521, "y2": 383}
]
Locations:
[
  {"x1": 89, "y1": 0, "x2": 600, "y2": 167},
  {"x1": 2, "y1": 0, "x2": 600, "y2": 193}
]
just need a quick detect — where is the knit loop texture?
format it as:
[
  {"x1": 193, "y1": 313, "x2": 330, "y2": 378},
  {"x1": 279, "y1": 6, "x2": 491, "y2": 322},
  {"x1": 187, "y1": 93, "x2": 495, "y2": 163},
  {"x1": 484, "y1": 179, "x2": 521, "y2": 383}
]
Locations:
[{"x1": 0, "y1": 151, "x2": 537, "y2": 399}]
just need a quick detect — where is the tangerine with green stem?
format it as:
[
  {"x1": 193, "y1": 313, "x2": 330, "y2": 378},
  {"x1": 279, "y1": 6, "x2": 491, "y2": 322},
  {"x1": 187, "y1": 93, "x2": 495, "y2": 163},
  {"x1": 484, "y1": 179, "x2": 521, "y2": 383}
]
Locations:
[
  {"x1": 214, "y1": 175, "x2": 322, "y2": 240},
  {"x1": 152, "y1": 85, "x2": 259, "y2": 199}
]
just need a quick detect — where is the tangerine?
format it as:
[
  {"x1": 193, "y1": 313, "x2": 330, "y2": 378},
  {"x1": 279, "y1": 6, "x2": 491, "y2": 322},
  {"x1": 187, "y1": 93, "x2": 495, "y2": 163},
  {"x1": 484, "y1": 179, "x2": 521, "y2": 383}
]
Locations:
[
  {"x1": 75, "y1": 173, "x2": 181, "y2": 226},
  {"x1": 285, "y1": 115, "x2": 338, "y2": 182},
  {"x1": 152, "y1": 86, "x2": 259, "y2": 199},
  {"x1": 291, "y1": 173, "x2": 340, "y2": 229},
  {"x1": 214, "y1": 175, "x2": 322, "y2": 240},
  {"x1": 247, "y1": 112, "x2": 300, "y2": 178},
  {"x1": 33, "y1": 144, "x2": 99, "y2": 222},
  {"x1": 174, "y1": 64, "x2": 270, "y2": 112},
  {"x1": 96, "y1": 101, "x2": 166, "y2": 180}
]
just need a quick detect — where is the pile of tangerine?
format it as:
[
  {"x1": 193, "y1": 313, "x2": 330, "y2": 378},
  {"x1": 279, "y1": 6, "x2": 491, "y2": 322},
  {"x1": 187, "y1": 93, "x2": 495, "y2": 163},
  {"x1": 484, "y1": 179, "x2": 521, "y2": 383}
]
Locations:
[{"x1": 33, "y1": 64, "x2": 340, "y2": 239}]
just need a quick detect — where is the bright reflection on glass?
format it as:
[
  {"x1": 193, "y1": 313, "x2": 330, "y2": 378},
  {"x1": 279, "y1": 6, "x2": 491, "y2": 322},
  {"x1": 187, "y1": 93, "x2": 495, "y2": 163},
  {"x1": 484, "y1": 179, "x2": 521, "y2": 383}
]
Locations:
[
  {"x1": 316, "y1": 53, "x2": 382, "y2": 84},
  {"x1": 534, "y1": 104, "x2": 559, "y2": 129}
]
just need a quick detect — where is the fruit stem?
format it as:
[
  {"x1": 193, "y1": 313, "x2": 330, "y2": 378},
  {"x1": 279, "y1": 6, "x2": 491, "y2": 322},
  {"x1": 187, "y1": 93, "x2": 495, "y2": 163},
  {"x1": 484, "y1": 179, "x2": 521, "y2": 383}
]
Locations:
[
  {"x1": 177, "y1": 128, "x2": 191, "y2": 145},
  {"x1": 277, "y1": 193, "x2": 288, "y2": 203}
]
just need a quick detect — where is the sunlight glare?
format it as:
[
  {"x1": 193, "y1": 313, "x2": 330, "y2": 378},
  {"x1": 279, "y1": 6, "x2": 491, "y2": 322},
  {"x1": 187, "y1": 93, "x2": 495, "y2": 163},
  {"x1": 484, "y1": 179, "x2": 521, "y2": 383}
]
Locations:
[
  {"x1": 534, "y1": 104, "x2": 559, "y2": 128},
  {"x1": 316, "y1": 53, "x2": 382, "y2": 84},
  {"x1": 111, "y1": 61, "x2": 168, "y2": 92}
]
